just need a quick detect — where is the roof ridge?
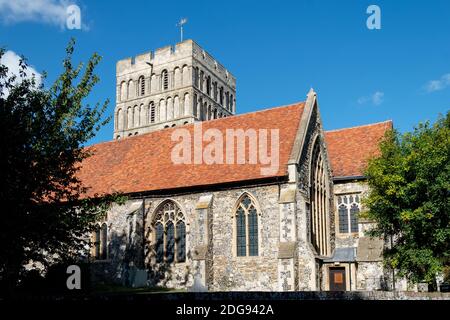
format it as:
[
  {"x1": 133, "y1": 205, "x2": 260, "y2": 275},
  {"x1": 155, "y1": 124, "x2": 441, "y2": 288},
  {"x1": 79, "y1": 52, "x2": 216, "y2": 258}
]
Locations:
[
  {"x1": 203, "y1": 100, "x2": 305, "y2": 123},
  {"x1": 325, "y1": 120, "x2": 392, "y2": 133}
]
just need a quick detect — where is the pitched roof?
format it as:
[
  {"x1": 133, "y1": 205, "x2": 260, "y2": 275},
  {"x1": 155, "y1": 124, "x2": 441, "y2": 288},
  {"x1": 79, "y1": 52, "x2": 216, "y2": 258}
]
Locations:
[
  {"x1": 78, "y1": 102, "x2": 392, "y2": 196},
  {"x1": 324, "y1": 121, "x2": 393, "y2": 178},
  {"x1": 78, "y1": 102, "x2": 305, "y2": 197}
]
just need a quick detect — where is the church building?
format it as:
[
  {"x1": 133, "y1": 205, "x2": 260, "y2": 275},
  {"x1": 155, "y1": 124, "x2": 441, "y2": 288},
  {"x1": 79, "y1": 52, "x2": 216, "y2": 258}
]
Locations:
[{"x1": 79, "y1": 40, "x2": 393, "y2": 291}]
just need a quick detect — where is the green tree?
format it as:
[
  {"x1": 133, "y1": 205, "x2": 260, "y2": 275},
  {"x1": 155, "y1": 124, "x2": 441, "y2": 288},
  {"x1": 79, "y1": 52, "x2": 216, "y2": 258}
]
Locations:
[
  {"x1": 364, "y1": 112, "x2": 450, "y2": 285},
  {"x1": 0, "y1": 39, "x2": 123, "y2": 293}
]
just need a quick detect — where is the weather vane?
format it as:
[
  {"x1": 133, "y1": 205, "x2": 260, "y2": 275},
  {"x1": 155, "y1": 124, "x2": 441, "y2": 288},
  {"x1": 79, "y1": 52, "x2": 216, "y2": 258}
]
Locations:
[{"x1": 176, "y1": 18, "x2": 188, "y2": 42}]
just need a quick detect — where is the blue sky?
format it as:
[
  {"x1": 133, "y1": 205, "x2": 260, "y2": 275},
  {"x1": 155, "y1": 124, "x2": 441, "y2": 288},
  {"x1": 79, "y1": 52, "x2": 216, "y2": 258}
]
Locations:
[{"x1": 1, "y1": 0, "x2": 449, "y2": 145}]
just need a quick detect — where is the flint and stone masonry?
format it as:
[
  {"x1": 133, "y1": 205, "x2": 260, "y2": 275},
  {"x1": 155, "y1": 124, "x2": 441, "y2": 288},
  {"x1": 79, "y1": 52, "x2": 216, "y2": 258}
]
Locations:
[{"x1": 87, "y1": 40, "x2": 398, "y2": 292}]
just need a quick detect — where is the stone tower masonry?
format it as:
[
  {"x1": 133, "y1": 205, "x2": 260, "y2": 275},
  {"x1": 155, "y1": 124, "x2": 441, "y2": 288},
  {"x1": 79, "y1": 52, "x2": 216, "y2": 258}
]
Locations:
[{"x1": 114, "y1": 39, "x2": 236, "y2": 139}]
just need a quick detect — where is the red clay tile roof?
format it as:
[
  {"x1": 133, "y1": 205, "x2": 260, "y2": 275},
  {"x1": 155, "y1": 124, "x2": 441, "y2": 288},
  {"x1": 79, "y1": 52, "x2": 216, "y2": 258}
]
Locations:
[
  {"x1": 78, "y1": 102, "x2": 305, "y2": 196},
  {"x1": 78, "y1": 102, "x2": 392, "y2": 196},
  {"x1": 324, "y1": 121, "x2": 393, "y2": 178}
]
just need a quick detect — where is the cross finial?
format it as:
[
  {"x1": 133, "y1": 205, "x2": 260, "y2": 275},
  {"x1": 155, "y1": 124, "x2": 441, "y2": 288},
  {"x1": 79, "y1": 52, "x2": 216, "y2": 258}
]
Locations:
[{"x1": 176, "y1": 18, "x2": 188, "y2": 42}]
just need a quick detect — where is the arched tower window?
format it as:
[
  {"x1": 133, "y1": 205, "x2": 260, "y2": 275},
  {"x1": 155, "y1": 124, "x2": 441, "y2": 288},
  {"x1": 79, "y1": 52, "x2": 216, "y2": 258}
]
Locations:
[
  {"x1": 184, "y1": 92, "x2": 190, "y2": 116},
  {"x1": 230, "y1": 94, "x2": 234, "y2": 112},
  {"x1": 174, "y1": 67, "x2": 181, "y2": 87},
  {"x1": 182, "y1": 65, "x2": 189, "y2": 86},
  {"x1": 149, "y1": 102, "x2": 156, "y2": 123},
  {"x1": 127, "y1": 80, "x2": 135, "y2": 99},
  {"x1": 139, "y1": 76, "x2": 145, "y2": 96},
  {"x1": 120, "y1": 81, "x2": 126, "y2": 101},
  {"x1": 133, "y1": 105, "x2": 140, "y2": 127},
  {"x1": 174, "y1": 96, "x2": 180, "y2": 118},
  {"x1": 199, "y1": 70, "x2": 204, "y2": 91},
  {"x1": 127, "y1": 107, "x2": 133, "y2": 129},
  {"x1": 117, "y1": 108, "x2": 124, "y2": 130},
  {"x1": 152, "y1": 200, "x2": 186, "y2": 263},
  {"x1": 193, "y1": 94, "x2": 198, "y2": 117},
  {"x1": 159, "y1": 99, "x2": 166, "y2": 122},
  {"x1": 206, "y1": 76, "x2": 211, "y2": 95},
  {"x1": 162, "y1": 70, "x2": 169, "y2": 90},
  {"x1": 213, "y1": 81, "x2": 218, "y2": 101},
  {"x1": 219, "y1": 87, "x2": 224, "y2": 105},
  {"x1": 207, "y1": 105, "x2": 212, "y2": 120},
  {"x1": 234, "y1": 194, "x2": 260, "y2": 257},
  {"x1": 193, "y1": 67, "x2": 199, "y2": 88},
  {"x1": 309, "y1": 138, "x2": 330, "y2": 256},
  {"x1": 202, "y1": 102, "x2": 207, "y2": 121}
]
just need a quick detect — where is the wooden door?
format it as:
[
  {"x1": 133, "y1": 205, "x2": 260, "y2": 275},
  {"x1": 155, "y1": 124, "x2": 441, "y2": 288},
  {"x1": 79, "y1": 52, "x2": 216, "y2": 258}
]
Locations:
[{"x1": 329, "y1": 267, "x2": 346, "y2": 291}]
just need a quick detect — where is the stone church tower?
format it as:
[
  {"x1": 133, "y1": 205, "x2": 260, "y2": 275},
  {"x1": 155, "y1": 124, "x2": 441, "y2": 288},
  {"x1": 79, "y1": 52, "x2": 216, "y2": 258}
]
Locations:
[{"x1": 114, "y1": 40, "x2": 236, "y2": 139}]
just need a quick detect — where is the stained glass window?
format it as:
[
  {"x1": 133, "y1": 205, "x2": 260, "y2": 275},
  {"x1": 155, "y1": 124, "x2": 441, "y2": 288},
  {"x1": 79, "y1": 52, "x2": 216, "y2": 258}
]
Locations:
[
  {"x1": 235, "y1": 194, "x2": 259, "y2": 257},
  {"x1": 153, "y1": 200, "x2": 186, "y2": 263},
  {"x1": 337, "y1": 194, "x2": 361, "y2": 234}
]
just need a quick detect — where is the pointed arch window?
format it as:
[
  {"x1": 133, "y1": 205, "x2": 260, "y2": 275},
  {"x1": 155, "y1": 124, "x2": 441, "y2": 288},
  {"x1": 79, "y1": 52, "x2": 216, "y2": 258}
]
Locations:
[
  {"x1": 91, "y1": 223, "x2": 108, "y2": 260},
  {"x1": 235, "y1": 194, "x2": 259, "y2": 257},
  {"x1": 309, "y1": 138, "x2": 330, "y2": 256},
  {"x1": 153, "y1": 201, "x2": 186, "y2": 263},
  {"x1": 337, "y1": 194, "x2": 360, "y2": 234}
]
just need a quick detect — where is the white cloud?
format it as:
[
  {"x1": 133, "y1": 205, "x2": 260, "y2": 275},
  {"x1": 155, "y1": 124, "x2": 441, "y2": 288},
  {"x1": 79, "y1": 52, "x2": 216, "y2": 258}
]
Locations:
[
  {"x1": 357, "y1": 91, "x2": 384, "y2": 106},
  {"x1": 0, "y1": 0, "x2": 80, "y2": 29},
  {"x1": 1, "y1": 50, "x2": 42, "y2": 95},
  {"x1": 424, "y1": 73, "x2": 450, "y2": 93}
]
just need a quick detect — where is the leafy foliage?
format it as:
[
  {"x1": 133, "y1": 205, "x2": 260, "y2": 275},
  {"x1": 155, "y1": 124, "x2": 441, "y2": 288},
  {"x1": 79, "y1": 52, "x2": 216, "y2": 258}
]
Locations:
[
  {"x1": 364, "y1": 113, "x2": 450, "y2": 283},
  {"x1": 0, "y1": 39, "x2": 124, "y2": 293}
]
